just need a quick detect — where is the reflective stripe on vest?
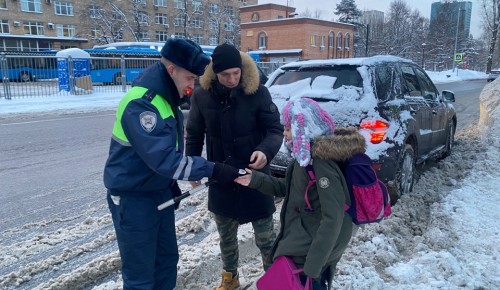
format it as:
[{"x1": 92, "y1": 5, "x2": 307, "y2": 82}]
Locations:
[{"x1": 112, "y1": 87, "x2": 175, "y2": 146}]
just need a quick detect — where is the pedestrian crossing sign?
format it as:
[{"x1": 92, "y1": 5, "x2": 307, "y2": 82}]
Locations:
[{"x1": 454, "y1": 53, "x2": 463, "y2": 62}]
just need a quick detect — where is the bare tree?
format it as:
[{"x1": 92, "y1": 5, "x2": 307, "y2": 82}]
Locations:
[
  {"x1": 205, "y1": 0, "x2": 241, "y2": 47},
  {"x1": 79, "y1": 0, "x2": 152, "y2": 44},
  {"x1": 480, "y1": 0, "x2": 500, "y2": 72}
]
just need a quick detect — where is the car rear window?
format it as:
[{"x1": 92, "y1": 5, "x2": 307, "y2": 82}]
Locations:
[{"x1": 269, "y1": 65, "x2": 362, "y2": 89}]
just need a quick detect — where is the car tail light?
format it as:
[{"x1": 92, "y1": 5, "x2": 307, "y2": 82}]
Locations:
[{"x1": 360, "y1": 119, "x2": 389, "y2": 144}]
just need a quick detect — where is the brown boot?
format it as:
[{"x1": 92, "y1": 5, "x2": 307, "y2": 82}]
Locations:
[{"x1": 215, "y1": 271, "x2": 239, "y2": 290}]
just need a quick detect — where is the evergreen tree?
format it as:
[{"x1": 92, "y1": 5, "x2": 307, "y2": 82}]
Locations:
[{"x1": 334, "y1": 0, "x2": 362, "y2": 23}]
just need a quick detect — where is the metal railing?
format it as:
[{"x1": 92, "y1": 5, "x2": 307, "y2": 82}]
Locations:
[
  {"x1": 0, "y1": 53, "x2": 288, "y2": 100},
  {"x1": 0, "y1": 53, "x2": 159, "y2": 100}
]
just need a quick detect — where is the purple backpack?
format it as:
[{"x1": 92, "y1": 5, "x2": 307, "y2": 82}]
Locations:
[{"x1": 305, "y1": 153, "x2": 391, "y2": 225}]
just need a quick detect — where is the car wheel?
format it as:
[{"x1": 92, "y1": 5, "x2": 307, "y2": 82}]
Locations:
[
  {"x1": 391, "y1": 144, "x2": 415, "y2": 204},
  {"x1": 19, "y1": 71, "x2": 32, "y2": 82},
  {"x1": 113, "y1": 73, "x2": 122, "y2": 85},
  {"x1": 443, "y1": 121, "x2": 455, "y2": 157}
]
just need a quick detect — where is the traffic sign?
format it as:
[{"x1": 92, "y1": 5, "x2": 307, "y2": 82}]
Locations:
[{"x1": 454, "y1": 53, "x2": 463, "y2": 62}]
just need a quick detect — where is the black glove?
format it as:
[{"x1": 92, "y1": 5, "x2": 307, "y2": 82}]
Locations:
[
  {"x1": 212, "y1": 162, "x2": 241, "y2": 185},
  {"x1": 171, "y1": 181, "x2": 182, "y2": 210}
]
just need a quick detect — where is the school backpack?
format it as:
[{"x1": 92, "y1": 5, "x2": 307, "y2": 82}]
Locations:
[{"x1": 305, "y1": 153, "x2": 391, "y2": 225}]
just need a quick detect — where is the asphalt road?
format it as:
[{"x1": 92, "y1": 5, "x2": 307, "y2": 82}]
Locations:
[
  {"x1": 436, "y1": 79, "x2": 486, "y2": 130},
  {"x1": 0, "y1": 79, "x2": 487, "y2": 289}
]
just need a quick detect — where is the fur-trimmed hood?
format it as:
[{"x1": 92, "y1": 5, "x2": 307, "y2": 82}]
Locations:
[
  {"x1": 199, "y1": 51, "x2": 260, "y2": 95},
  {"x1": 312, "y1": 127, "x2": 366, "y2": 162}
]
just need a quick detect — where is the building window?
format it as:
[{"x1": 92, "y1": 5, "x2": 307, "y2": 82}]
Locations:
[
  {"x1": 173, "y1": 0, "x2": 185, "y2": 9},
  {"x1": 56, "y1": 24, "x2": 75, "y2": 37},
  {"x1": 23, "y1": 21, "x2": 44, "y2": 35},
  {"x1": 174, "y1": 15, "x2": 185, "y2": 26},
  {"x1": 329, "y1": 32, "x2": 334, "y2": 47},
  {"x1": 112, "y1": 10, "x2": 123, "y2": 20},
  {"x1": 310, "y1": 35, "x2": 316, "y2": 47},
  {"x1": 209, "y1": 3, "x2": 219, "y2": 13},
  {"x1": 0, "y1": 0, "x2": 7, "y2": 9},
  {"x1": 209, "y1": 19, "x2": 217, "y2": 30},
  {"x1": 89, "y1": 5, "x2": 102, "y2": 19},
  {"x1": 90, "y1": 27, "x2": 101, "y2": 39},
  {"x1": 0, "y1": 20, "x2": 9, "y2": 33},
  {"x1": 54, "y1": 1, "x2": 73, "y2": 16},
  {"x1": 131, "y1": 0, "x2": 146, "y2": 5},
  {"x1": 156, "y1": 31, "x2": 168, "y2": 41},
  {"x1": 258, "y1": 32, "x2": 267, "y2": 49},
  {"x1": 192, "y1": 0, "x2": 202, "y2": 12},
  {"x1": 192, "y1": 34, "x2": 203, "y2": 44},
  {"x1": 174, "y1": 32, "x2": 186, "y2": 39},
  {"x1": 154, "y1": 0, "x2": 167, "y2": 7},
  {"x1": 224, "y1": 21, "x2": 234, "y2": 32},
  {"x1": 21, "y1": 0, "x2": 42, "y2": 13},
  {"x1": 224, "y1": 6, "x2": 233, "y2": 16},
  {"x1": 156, "y1": 13, "x2": 168, "y2": 24},
  {"x1": 135, "y1": 31, "x2": 149, "y2": 41},
  {"x1": 320, "y1": 36, "x2": 325, "y2": 48},
  {"x1": 138, "y1": 11, "x2": 149, "y2": 24},
  {"x1": 112, "y1": 28, "x2": 123, "y2": 40},
  {"x1": 336, "y1": 33, "x2": 342, "y2": 50},
  {"x1": 209, "y1": 35, "x2": 217, "y2": 45},
  {"x1": 192, "y1": 17, "x2": 203, "y2": 28},
  {"x1": 344, "y1": 34, "x2": 350, "y2": 51}
]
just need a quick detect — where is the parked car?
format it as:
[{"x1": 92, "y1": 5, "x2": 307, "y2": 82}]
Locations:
[
  {"x1": 487, "y1": 69, "x2": 500, "y2": 82},
  {"x1": 266, "y1": 56, "x2": 457, "y2": 203}
]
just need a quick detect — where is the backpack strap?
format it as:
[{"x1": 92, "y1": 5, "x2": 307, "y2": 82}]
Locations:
[{"x1": 304, "y1": 164, "x2": 316, "y2": 211}]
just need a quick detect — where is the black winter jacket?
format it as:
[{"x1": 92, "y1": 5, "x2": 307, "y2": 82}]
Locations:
[{"x1": 185, "y1": 52, "x2": 283, "y2": 224}]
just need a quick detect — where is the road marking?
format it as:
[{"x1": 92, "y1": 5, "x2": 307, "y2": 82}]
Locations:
[{"x1": 0, "y1": 113, "x2": 115, "y2": 126}]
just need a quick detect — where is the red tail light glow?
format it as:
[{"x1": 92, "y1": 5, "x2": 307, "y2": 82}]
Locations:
[{"x1": 360, "y1": 119, "x2": 389, "y2": 144}]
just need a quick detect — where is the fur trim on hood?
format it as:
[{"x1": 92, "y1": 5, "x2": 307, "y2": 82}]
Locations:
[
  {"x1": 312, "y1": 127, "x2": 367, "y2": 162},
  {"x1": 199, "y1": 51, "x2": 260, "y2": 95}
]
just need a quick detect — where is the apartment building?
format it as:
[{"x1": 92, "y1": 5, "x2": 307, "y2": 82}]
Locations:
[
  {"x1": 240, "y1": 3, "x2": 355, "y2": 62},
  {"x1": 0, "y1": 0, "x2": 256, "y2": 51}
]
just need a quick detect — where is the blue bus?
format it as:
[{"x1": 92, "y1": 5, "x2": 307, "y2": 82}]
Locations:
[
  {"x1": 85, "y1": 48, "x2": 161, "y2": 84},
  {"x1": 92, "y1": 41, "x2": 215, "y2": 56},
  {"x1": 0, "y1": 51, "x2": 59, "y2": 82}
]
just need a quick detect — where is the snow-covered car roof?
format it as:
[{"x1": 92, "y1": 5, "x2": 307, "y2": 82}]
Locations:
[{"x1": 277, "y1": 55, "x2": 413, "y2": 70}]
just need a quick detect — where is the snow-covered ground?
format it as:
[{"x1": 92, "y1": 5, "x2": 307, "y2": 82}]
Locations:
[{"x1": 1, "y1": 68, "x2": 499, "y2": 290}]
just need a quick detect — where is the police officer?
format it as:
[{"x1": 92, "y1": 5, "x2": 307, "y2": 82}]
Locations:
[{"x1": 103, "y1": 38, "x2": 240, "y2": 290}]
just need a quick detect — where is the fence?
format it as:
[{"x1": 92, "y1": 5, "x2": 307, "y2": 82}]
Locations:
[
  {"x1": 0, "y1": 53, "x2": 159, "y2": 100},
  {"x1": 0, "y1": 53, "x2": 287, "y2": 100}
]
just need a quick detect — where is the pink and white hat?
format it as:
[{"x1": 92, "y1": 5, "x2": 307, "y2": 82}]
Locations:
[{"x1": 281, "y1": 97, "x2": 336, "y2": 166}]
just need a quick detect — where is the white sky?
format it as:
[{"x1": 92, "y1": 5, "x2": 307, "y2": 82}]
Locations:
[
  {"x1": 258, "y1": 0, "x2": 482, "y2": 37},
  {"x1": 0, "y1": 68, "x2": 499, "y2": 289}
]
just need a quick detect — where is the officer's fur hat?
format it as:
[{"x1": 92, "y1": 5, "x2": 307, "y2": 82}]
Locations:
[{"x1": 160, "y1": 37, "x2": 210, "y2": 76}]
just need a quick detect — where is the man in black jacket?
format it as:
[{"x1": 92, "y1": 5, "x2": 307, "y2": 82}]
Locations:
[{"x1": 185, "y1": 43, "x2": 283, "y2": 290}]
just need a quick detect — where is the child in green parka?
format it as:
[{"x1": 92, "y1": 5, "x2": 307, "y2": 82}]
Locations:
[{"x1": 235, "y1": 97, "x2": 366, "y2": 289}]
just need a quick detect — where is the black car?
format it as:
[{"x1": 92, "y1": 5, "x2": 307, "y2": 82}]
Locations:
[{"x1": 266, "y1": 56, "x2": 457, "y2": 203}]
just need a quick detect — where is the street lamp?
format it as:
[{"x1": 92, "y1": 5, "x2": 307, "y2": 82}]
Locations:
[{"x1": 421, "y1": 43, "x2": 426, "y2": 69}]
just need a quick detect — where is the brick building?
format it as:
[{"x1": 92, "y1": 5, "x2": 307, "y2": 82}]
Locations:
[
  {"x1": 240, "y1": 3, "x2": 355, "y2": 62},
  {"x1": 0, "y1": 0, "x2": 256, "y2": 51}
]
